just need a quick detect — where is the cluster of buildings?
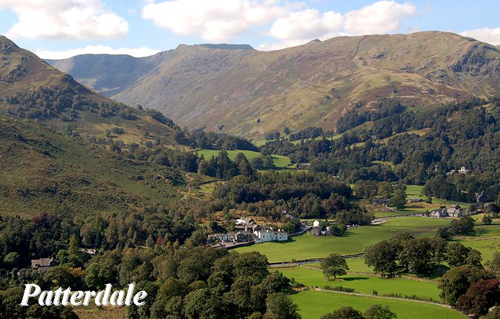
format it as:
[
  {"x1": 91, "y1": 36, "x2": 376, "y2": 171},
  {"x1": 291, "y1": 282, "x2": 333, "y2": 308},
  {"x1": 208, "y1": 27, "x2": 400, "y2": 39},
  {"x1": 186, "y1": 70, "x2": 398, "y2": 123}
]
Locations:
[
  {"x1": 430, "y1": 204, "x2": 465, "y2": 218},
  {"x1": 208, "y1": 218, "x2": 288, "y2": 248},
  {"x1": 309, "y1": 220, "x2": 357, "y2": 236}
]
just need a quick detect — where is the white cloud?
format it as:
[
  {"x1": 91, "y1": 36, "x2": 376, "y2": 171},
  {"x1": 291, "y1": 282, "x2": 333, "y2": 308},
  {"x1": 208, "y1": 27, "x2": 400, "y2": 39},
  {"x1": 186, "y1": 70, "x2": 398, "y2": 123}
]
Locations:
[
  {"x1": 268, "y1": 9, "x2": 343, "y2": 40},
  {"x1": 257, "y1": 39, "x2": 312, "y2": 51},
  {"x1": 344, "y1": 0, "x2": 417, "y2": 35},
  {"x1": 142, "y1": 0, "x2": 298, "y2": 42},
  {"x1": 259, "y1": 1, "x2": 417, "y2": 51},
  {"x1": 461, "y1": 27, "x2": 500, "y2": 46},
  {"x1": 36, "y1": 45, "x2": 159, "y2": 59},
  {"x1": 0, "y1": 0, "x2": 128, "y2": 40}
]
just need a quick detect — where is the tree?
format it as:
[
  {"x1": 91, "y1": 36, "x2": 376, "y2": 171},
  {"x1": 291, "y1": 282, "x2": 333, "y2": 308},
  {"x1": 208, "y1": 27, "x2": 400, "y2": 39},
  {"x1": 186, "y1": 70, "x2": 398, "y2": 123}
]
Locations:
[
  {"x1": 251, "y1": 157, "x2": 265, "y2": 170},
  {"x1": 2, "y1": 252, "x2": 20, "y2": 268},
  {"x1": 482, "y1": 215, "x2": 493, "y2": 225},
  {"x1": 438, "y1": 265, "x2": 495, "y2": 305},
  {"x1": 436, "y1": 226, "x2": 452, "y2": 240},
  {"x1": 398, "y1": 238, "x2": 432, "y2": 275},
  {"x1": 485, "y1": 252, "x2": 500, "y2": 276},
  {"x1": 456, "y1": 279, "x2": 500, "y2": 316},
  {"x1": 321, "y1": 306, "x2": 365, "y2": 319},
  {"x1": 388, "y1": 189, "x2": 406, "y2": 209},
  {"x1": 450, "y1": 215, "x2": 475, "y2": 235},
  {"x1": 321, "y1": 253, "x2": 349, "y2": 280},
  {"x1": 446, "y1": 243, "x2": 482, "y2": 268},
  {"x1": 263, "y1": 293, "x2": 300, "y2": 319},
  {"x1": 365, "y1": 240, "x2": 399, "y2": 277},
  {"x1": 262, "y1": 155, "x2": 276, "y2": 170},
  {"x1": 364, "y1": 304, "x2": 397, "y2": 319},
  {"x1": 234, "y1": 153, "x2": 256, "y2": 178}
]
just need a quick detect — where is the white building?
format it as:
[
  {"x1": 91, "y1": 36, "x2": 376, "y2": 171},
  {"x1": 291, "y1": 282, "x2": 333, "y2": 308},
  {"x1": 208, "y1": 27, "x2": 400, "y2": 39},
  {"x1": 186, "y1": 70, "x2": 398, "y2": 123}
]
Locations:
[
  {"x1": 253, "y1": 228, "x2": 288, "y2": 243},
  {"x1": 313, "y1": 220, "x2": 320, "y2": 227}
]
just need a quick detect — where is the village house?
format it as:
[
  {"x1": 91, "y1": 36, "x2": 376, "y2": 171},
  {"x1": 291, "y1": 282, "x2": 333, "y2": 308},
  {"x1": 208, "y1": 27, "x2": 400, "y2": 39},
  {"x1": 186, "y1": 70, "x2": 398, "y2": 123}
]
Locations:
[
  {"x1": 31, "y1": 258, "x2": 58, "y2": 272},
  {"x1": 313, "y1": 220, "x2": 320, "y2": 227},
  {"x1": 235, "y1": 217, "x2": 258, "y2": 232},
  {"x1": 430, "y1": 206, "x2": 448, "y2": 218},
  {"x1": 447, "y1": 204, "x2": 464, "y2": 218},
  {"x1": 430, "y1": 204, "x2": 465, "y2": 218}
]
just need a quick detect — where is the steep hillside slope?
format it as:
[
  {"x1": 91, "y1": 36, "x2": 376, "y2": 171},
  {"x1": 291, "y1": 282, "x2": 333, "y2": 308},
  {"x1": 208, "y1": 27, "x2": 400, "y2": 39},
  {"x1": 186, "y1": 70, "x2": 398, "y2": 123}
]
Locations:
[
  {"x1": 0, "y1": 117, "x2": 183, "y2": 217},
  {"x1": 0, "y1": 36, "x2": 180, "y2": 145},
  {"x1": 49, "y1": 32, "x2": 500, "y2": 138}
]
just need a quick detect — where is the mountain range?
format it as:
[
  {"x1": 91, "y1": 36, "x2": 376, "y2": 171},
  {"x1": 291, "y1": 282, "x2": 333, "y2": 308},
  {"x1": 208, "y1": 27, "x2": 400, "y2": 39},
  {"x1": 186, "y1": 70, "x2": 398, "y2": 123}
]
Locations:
[
  {"x1": 47, "y1": 31, "x2": 500, "y2": 138},
  {"x1": 0, "y1": 35, "x2": 180, "y2": 146}
]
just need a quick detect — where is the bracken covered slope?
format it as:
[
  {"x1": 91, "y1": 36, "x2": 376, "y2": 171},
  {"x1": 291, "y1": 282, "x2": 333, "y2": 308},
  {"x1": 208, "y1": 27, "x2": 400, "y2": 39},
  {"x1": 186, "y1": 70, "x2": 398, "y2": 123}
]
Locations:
[
  {"x1": 0, "y1": 35, "x2": 180, "y2": 145},
  {"x1": 48, "y1": 32, "x2": 500, "y2": 138}
]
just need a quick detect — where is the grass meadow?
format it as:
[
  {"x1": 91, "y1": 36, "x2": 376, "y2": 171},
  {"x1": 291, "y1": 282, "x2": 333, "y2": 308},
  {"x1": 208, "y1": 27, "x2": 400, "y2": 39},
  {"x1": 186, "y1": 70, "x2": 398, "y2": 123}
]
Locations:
[
  {"x1": 235, "y1": 217, "x2": 452, "y2": 263},
  {"x1": 291, "y1": 290, "x2": 466, "y2": 319},
  {"x1": 277, "y1": 266, "x2": 441, "y2": 301}
]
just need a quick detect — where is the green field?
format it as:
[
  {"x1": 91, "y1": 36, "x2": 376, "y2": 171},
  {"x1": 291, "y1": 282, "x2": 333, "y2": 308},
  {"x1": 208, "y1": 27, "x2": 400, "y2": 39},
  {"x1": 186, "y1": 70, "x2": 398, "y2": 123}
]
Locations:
[
  {"x1": 291, "y1": 290, "x2": 465, "y2": 319},
  {"x1": 278, "y1": 267, "x2": 441, "y2": 301},
  {"x1": 458, "y1": 224, "x2": 500, "y2": 261},
  {"x1": 406, "y1": 185, "x2": 468, "y2": 207},
  {"x1": 305, "y1": 257, "x2": 374, "y2": 274},
  {"x1": 195, "y1": 149, "x2": 291, "y2": 168},
  {"x1": 235, "y1": 217, "x2": 451, "y2": 262}
]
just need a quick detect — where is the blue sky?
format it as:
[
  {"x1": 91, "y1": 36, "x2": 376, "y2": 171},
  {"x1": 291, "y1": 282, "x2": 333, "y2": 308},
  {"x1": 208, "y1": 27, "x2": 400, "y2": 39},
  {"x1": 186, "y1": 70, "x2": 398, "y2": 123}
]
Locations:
[{"x1": 0, "y1": 0, "x2": 499, "y2": 59}]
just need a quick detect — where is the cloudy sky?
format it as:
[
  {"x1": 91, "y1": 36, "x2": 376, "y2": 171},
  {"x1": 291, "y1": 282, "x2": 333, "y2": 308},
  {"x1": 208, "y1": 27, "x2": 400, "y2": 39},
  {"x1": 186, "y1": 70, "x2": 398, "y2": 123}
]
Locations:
[{"x1": 0, "y1": 0, "x2": 499, "y2": 59}]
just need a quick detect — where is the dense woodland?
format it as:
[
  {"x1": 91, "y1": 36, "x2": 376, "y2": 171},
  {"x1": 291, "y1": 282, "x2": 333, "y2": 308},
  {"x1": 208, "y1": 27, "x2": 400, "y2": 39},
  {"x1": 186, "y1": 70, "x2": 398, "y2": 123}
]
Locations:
[{"x1": 262, "y1": 98, "x2": 500, "y2": 203}]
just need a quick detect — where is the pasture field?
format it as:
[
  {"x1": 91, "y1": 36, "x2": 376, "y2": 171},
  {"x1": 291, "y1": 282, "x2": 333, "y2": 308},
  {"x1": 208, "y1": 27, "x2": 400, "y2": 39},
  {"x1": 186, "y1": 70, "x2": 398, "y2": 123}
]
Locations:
[
  {"x1": 195, "y1": 149, "x2": 291, "y2": 168},
  {"x1": 291, "y1": 290, "x2": 466, "y2": 319},
  {"x1": 235, "y1": 217, "x2": 451, "y2": 263},
  {"x1": 278, "y1": 267, "x2": 441, "y2": 301},
  {"x1": 458, "y1": 223, "x2": 500, "y2": 261},
  {"x1": 307, "y1": 258, "x2": 374, "y2": 274}
]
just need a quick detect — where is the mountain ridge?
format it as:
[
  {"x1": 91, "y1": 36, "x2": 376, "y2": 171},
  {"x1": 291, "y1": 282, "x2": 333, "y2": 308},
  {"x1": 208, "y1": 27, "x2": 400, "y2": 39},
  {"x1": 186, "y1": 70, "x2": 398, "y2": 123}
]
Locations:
[
  {"x1": 47, "y1": 31, "x2": 500, "y2": 138},
  {"x1": 0, "y1": 35, "x2": 181, "y2": 146}
]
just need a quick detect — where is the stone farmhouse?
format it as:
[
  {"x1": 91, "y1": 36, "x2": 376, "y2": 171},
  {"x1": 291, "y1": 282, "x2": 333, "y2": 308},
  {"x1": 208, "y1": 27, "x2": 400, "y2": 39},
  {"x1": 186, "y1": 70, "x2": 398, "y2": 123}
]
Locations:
[
  {"x1": 430, "y1": 204, "x2": 465, "y2": 218},
  {"x1": 31, "y1": 257, "x2": 58, "y2": 272}
]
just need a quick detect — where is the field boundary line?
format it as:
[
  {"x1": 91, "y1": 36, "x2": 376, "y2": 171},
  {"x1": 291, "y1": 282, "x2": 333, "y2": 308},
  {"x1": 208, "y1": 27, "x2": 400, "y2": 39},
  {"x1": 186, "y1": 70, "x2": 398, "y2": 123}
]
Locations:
[{"x1": 311, "y1": 288, "x2": 452, "y2": 309}]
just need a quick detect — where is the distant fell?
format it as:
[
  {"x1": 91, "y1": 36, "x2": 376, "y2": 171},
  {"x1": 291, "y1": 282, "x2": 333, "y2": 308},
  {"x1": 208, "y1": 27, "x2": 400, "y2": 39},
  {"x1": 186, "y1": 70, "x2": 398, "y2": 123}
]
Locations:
[
  {"x1": 199, "y1": 43, "x2": 254, "y2": 50},
  {"x1": 47, "y1": 32, "x2": 500, "y2": 138}
]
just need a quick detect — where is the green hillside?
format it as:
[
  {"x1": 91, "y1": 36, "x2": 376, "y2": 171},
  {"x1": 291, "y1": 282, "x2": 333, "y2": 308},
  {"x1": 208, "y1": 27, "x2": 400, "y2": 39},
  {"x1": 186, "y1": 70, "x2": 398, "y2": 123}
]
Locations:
[{"x1": 0, "y1": 117, "x2": 183, "y2": 217}]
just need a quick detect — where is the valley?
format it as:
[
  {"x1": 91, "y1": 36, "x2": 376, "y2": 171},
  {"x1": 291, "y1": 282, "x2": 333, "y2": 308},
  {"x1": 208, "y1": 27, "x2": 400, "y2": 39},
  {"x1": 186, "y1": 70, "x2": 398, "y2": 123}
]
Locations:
[{"x1": 0, "y1": 32, "x2": 499, "y2": 319}]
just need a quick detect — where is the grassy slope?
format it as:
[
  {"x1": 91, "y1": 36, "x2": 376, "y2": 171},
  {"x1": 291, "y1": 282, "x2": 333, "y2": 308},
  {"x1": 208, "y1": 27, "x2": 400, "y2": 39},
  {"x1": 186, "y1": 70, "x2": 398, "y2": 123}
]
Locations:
[
  {"x1": 0, "y1": 117, "x2": 183, "y2": 217},
  {"x1": 278, "y1": 267, "x2": 441, "y2": 301},
  {"x1": 235, "y1": 217, "x2": 451, "y2": 262},
  {"x1": 458, "y1": 222, "x2": 500, "y2": 261},
  {"x1": 102, "y1": 32, "x2": 500, "y2": 139},
  {"x1": 196, "y1": 149, "x2": 291, "y2": 168},
  {"x1": 291, "y1": 290, "x2": 465, "y2": 319}
]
